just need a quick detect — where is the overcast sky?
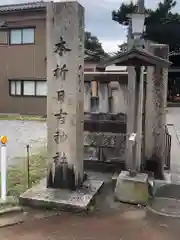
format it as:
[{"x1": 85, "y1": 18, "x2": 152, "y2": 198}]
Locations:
[{"x1": 1, "y1": 0, "x2": 180, "y2": 53}]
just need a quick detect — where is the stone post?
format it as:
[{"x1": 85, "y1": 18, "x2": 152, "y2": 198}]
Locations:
[
  {"x1": 145, "y1": 44, "x2": 169, "y2": 178},
  {"x1": 46, "y1": 1, "x2": 84, "y2": 189},
  {"x1": 84, "y1": 82, "x2": 91, "y2": 112},
  {"x1": 135, "y1": 67, "x2": 144, "y2": 171},
  {"x1": 126, "y1": 66, "x2": 136, "y2": 170},
  {"x1": 99, "y1": 83, "x2": 109, "y2": 113},
  {"x1": 110, "y1": 82, "x2": 127, "y2": 114},
  {"x1": 144, "y1": 65, "x2": 155, "y2": 160}
]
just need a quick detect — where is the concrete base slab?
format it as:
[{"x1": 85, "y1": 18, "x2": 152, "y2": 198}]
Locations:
[
  {"x1": 0, "y1": 211, "x2": 25, "y2": 228},
  {"x1": 154, "y1": 172, "x2": 172, "y2": 191},
  {"x1": 114, "y1": 171, "x2": 149, "y2": 205},
  {"x1": 19, "y1": 178, "x2": 104, "y2": 212}
]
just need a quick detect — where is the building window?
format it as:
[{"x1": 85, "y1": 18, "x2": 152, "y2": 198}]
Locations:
[
  {"x1": 36, "y1": 81, "x2": 47, "y2": 96},
  {"x1": 0, "y1": 30, "x2": 8, "y2": 44},
  {"x1": 9, "y1": 80, "x2": 47, "y2": 97},
  {"x1": 9, "y1": 28, "x2": 35, "y2": 45},
  {"x1": 23, "y1": 81, "x2": 35, "y2": 96},
  {"x1": 10, "y1": 80, "x2": 21, "y2": 96}
]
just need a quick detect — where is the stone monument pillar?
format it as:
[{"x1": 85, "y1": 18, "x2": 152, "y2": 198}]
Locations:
[
  {"x1": 20, "y1": 1, "x2": 104, "y2": 211},
  {"x1": 46, "y1": 1, "x2": 85, "y2": 189}
]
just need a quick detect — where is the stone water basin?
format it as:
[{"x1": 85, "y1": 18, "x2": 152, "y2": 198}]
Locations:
[{"x1": 149, "y1": 184, "x2": 180, "y2": 217}]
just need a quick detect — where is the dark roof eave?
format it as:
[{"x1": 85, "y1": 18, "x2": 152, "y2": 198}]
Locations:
[{"x1": 97, "y1": 47, "x2": 172, "y2": 69}]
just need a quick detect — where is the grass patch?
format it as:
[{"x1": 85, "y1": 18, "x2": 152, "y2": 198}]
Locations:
[
  {"x1": 0, "y1": 148, "x2": 48, "y2": 201},
  {"x1": 0, "y1": 115, "x2": 46, "y2": 121}
]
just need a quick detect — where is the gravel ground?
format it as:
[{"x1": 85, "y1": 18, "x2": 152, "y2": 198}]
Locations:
[
  {"x1": 0, "y1": 120, "x2": 47, "y2": 164},
  {"x1": 0, "y1": 107, "x2": 178, "y2": 165}
]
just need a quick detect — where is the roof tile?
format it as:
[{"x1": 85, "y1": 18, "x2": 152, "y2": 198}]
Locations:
[{"x1": 0, "y1": 1, "x2": 47, "y2": 12}]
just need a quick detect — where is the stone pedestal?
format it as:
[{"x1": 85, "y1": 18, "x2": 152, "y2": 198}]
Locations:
[
  {"x1": 20, "y1": 178, "x2": 104, "y2": 211},
  {"x1": 115, "y1": 171, "x2": 149, "y2": 205},
  {"x1": 46, "y1": 1, "x2": 85, "y2": 189}
]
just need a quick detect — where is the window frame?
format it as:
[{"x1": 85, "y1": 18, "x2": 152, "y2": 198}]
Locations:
[
  {"x1": 9, "y1": 80, "x2": 22, "y2": 96},
  {"x1": 9, "y1": 27, "x2": 35, "y2": 45},
  {"x1": 9, "y1": 79, "x2": 47, "y2": 97}
]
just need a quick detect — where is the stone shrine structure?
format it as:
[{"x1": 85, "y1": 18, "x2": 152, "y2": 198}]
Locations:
[{"x1": 19, "y1": 0, "x2": 172, "y2": 209}]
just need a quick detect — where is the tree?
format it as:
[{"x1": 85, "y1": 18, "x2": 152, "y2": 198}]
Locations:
[
  {"x1": 112, "y1": 0, "x2": 180, "y2": 53},
  {"x1": 85, "y1": 31, "x2": 107, "y2": 56}
]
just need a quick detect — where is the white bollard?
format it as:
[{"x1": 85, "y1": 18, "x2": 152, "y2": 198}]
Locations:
[{"x1": 0, "y1": 136, "x2": 7, "y2": 202}]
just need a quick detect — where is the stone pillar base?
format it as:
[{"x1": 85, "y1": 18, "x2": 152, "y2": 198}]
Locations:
[
  {"x1": 114, "y1": 171, "x2": 149, "y2": 205},
  {"x1": 47, "y1": 165, "x2": 87, "y2": 190},
  {"x1": 20, "y1": 178, "x2": 104, "y2": 212}
]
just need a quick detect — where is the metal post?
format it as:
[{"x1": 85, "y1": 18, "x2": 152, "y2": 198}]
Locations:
[
  {"x1": 1, "y1": 137, "x2": 7, "y2": 202},
  {"x1": 129, "y1": 133, "x2": 137, "y2": 176},
  {"x1": 26, "y1": 144, "x2": 30, "y2": 188}
]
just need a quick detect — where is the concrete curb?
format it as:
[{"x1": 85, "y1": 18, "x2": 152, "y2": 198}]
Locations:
[
  {"x1": 0, "y1": 206, "x2": 25, "y2": 229},
  {"x1": 0, "y1": 219, "x2": 24, "y2": 229},
  {"x1": 0, "y1": 206, "x2": 23, "y2": 216}
]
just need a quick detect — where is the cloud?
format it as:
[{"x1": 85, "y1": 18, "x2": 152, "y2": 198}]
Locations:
[{"x1": 101, "y1": 39, "x2": 124, "y2": 53}]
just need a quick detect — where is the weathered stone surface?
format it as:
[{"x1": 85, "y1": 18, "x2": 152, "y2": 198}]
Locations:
[
  {"x1": 46, "y1": 1, "x2": 85, "y2": 189},
  {"x1": 20, "y1": 178, "x2": 104, "y2": 211},
  {"x1": 84, "y1": 131, "x2": 126, "y2": 148},
  {"x1": 145, "y1": 44, "x2": 169, "y2": 178},
  {"x1": 126, "y1": 67, "x2": 136, "y2": 170},
  {"x1": 115, "y1": 171, "x2": 149, "y2": 205}
]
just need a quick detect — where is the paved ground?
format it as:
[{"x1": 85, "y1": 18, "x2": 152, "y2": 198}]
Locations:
[
  {"x1": 0, "y1": 179, "x2": 180, "y2": 240},
  {"x1": 0, "y1": 209, "x2": 179, "y2": 240},
  {"x1": 0, "y1": 120, "x2": 47, "y2": 164}
]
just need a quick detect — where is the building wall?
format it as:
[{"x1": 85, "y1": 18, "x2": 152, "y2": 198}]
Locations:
[
  {"x1": 0, "y1": 10, "x2": 47, "y2": 115},
  {"x1": 0, "y1": 10, "x2": 129, "y2": 116},
  {"x1": 0, "y1": 10, "x2": 102, "y2": 116}
]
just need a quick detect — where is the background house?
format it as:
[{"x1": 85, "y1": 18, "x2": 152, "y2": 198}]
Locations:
[
  {"x1": 0, "y1": 1, "x2": 179, "y2": 116},
  {"x1": 0, "y1": 2, "x2": 104, "y2": 115}
]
